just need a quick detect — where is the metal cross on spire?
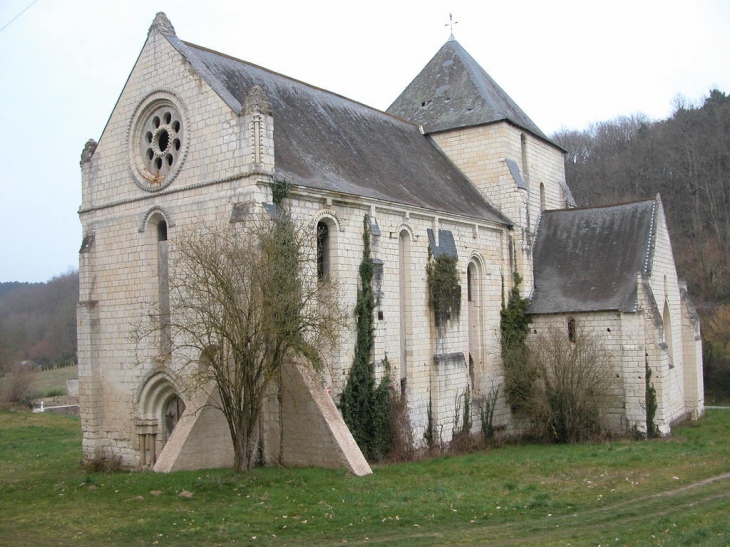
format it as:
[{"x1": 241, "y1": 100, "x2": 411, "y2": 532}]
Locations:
[{"x1": 445, "y1": 13, "x2": 458, "y2": 40}]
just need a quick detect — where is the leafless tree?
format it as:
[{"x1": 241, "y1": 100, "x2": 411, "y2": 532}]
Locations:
[
  {"x1": 135, "y1": 209, "x2": 347, "y2": 472},
  {"x1": 526, "y1": 326, "x2": 613, "y2": 443}
]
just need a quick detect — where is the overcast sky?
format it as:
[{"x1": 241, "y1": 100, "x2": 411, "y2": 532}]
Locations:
[{"x1": 1, "y1": 0, "x2": 728, "y2": 283}]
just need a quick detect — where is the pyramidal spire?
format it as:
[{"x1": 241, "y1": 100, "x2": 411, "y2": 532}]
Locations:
[
  {"x1": 387, "y1": 39, "x2": 547, "y2": 139},
  {"x1": 149, "y1": 12, "x2": 176, "y2": 37}
]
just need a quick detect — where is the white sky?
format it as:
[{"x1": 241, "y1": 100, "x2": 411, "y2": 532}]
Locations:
[{"x1": 0, "y1": 0, "x2": 728, "y2": 283}]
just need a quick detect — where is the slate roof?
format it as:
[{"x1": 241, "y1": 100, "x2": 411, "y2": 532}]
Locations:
[
  {"x1": 387, "y1": 38, "x2": 548, "y2": 140},
  {"x1": 160, "y1": 32, "x2": 509, "y2": 225},
  {"x1": 528, "y1": 199, "x2": 658, "y2": 314}
]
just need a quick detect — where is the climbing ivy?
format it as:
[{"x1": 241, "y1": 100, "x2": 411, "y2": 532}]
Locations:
[
  {"x1": 271, "y1": 178, "x2": 291, "y2": 206},
  {"x1": 645, "y1": 358, "x2": 658, "y2": 438},
  {"x1": 339, "y1": 215, "x2": 391, "y2": 461},
  {"x1": 424, "y1": 395, "x2": 435, "y2": 448},
  {"x1": 426, "y1": 250, "x2": 461, "y2": 327},
  {"x1": 500, "y1": 271, "x2": 534, "y2": 413}
]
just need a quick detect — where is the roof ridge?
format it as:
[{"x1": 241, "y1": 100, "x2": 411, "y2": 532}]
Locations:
[
  {"x1": 543, "y1": 197, "x2": 657, "y2": 214},
  {"x1": 178, "y1": 40, "x2": 420, "y2": 128}
]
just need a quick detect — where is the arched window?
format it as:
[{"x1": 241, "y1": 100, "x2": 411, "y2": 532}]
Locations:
[
  {"x1": 156, "y1": 219, "x2": 170, "y2": 352},
  {"x1": 567, "y1": 317, "x2": 576, "y2": 343},
  {"x1": 145, "y1": 214, "x2": 170, "y2": 354},
  {"x1": 520, "y1": 132, "x2": 529, "y2": 178},
  {"x1": 316, "y1": 220, "x2": 330, "y2": 281},
  {"x1": 399, "y1": 230, "x2": 412, "y2": 396},
  {"x1": 467, "y1": 260, "x2": 482, "y2": 392},
  {"x1": 540, "y1": 183, "x2": 546, "y2": 211}
]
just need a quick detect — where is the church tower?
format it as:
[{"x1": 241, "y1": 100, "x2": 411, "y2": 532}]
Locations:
[{"x1": 388, "y1": 37, "x2": 574, "y2": 288}]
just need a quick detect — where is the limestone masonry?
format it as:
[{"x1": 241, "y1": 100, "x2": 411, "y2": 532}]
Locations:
[{"x1": 77, "y1": 13, "x2": 703, "y2": 473}]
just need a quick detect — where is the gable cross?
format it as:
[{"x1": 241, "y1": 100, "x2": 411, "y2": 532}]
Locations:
[{"x1": 445, "y1": 13, "x2": 458, "y2": 38}]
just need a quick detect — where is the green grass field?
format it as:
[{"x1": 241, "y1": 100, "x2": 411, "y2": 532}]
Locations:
[
  {"x1": 1, "y1": 408, "x2": 730, "y2": 546},
  {"x1": 27, "y1": 365, "x2": 78, "y2": 399}
]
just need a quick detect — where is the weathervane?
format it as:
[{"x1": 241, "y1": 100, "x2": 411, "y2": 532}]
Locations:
[{"x1": 445, "y1": 13, "x2": 458, "y2": 39}]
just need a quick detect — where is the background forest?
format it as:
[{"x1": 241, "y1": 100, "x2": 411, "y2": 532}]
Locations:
[
  {"x1": 0, "y1": 271, "x2": 78, "y2": 372},
  {"x1": 552, "y1": 89, "x2": 730, "y2": 401},
  {"x1": 1, "y1": 90, "x2": 729, "y2": 400}
]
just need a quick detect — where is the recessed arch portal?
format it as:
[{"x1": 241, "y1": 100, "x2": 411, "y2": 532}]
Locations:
[{"x1": 135, "y1": 370, "x2": 186, "y2": 468}]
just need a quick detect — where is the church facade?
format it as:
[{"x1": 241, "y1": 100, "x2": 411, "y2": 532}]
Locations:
[{"x1": 77, "y1": 13, "x2": 703, "y2": 473}]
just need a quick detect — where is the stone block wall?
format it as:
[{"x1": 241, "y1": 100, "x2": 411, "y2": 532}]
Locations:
[
  {"x1": 79, "y1": 23, "x2": 514, "y2": 468},
  {"x1": 294, "y1": 193, "x2": 509, "y2": 447},
  {"x1": 431, "y1": 123, "x2": 568, "y2": 291},
  {"x1": 78, "y1": 28, "x2": 277, "y2": 466},
  {"x1": 643, "y1": 201, "x2": 694, "y2": 427},
  {"x1": 529, "y1": 312, "x2": 628, "y2": 433}
]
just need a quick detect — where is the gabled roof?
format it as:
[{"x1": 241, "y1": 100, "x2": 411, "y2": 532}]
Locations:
[
  {"x1": 155, "y1": 20, "x2": 508, "y2": 225},
  {"x1": 528, "y1": 199, "x2": 658, "y2": 314},
  {"x1": 387, "y1": 38, "x2": 548, "y2": 140}
]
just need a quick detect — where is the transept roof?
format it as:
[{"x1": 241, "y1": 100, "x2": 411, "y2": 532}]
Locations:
[{"x1": 528, "y1": 199, "x2": 659, "y2": 314}]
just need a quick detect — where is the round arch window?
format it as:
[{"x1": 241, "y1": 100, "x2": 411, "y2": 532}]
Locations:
[{"x1": 128, "y1": 92, "x2": 188, "y2": 191}]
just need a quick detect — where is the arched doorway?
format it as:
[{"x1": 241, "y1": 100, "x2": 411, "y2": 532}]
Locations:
[{"x1": 135, "y1": 371, "x2": 185, "y2": 468}]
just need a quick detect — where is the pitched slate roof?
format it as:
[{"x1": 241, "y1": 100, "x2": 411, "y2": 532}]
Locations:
[
  {"x1": 387, "y1": 38, "x2": 548, "y2": 140},
  {"x1": 528, "y1": 199, "x2": 658, "y2": 314},
  {"x1": 158, "y1": 28, "x2": 508, "y2": 225}
]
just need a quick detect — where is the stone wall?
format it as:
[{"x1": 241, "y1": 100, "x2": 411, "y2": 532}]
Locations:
[
  {"x1": 431, "y1": 124, "x2": 568, "y2": 290},
  {"x1": 529, "y1": 312, "x2": 628, "y2": 433},
  {"x1": 78, "y1": 24, "x2": 512, "y2": 468}
]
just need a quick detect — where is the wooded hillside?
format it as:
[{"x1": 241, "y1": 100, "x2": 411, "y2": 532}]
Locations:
[
  {"x1": 552, "y1": 89, "x2": 730, "y2": 400},
  {"x1": 0, "y1": 271, "x2": 78, "y2": 371}
]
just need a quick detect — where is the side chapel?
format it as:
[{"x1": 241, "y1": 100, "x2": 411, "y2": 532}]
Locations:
[{"x1": 77, "y1": 13, "x2": 704, "y2": 474}]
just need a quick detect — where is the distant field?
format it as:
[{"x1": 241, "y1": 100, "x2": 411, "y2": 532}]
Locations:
[
  {"x1": 29, "y1": 365, "x2": 78, "y2": 399},
  {"x1": 1, "y1": 408, "x2": 729, "y2": 546}
]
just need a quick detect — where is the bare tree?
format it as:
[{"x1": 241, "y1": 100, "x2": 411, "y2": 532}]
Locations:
[
  {"x1": 136, "y1": 208, "x2": 347, "y2": 472},
  {"x1": 526, "y1": 326, "x2": 613, "y2": 443}
]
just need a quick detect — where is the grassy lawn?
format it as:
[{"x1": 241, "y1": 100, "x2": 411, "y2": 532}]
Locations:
[
  {"x1": 1, "y1": 409, "x2": 730, "y2": 546},
  {"x1": 0, "y1": 365, "x2": 79, "y2": 401},
  {"x1": 28, "y1": 365, "x2": 78, "y2": 399}
]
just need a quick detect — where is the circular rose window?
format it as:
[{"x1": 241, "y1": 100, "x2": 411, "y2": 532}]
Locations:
[
  {"x1": 141, "y1": 107, "x2": 182, "y2": 179},
  {"x1": 128, "y1": 92, "x2": 188, "y2": 191}
]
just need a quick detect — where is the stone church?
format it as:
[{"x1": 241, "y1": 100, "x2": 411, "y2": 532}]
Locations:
[{"x1": 77, "y1": 13, "x2": 703, "y2": 474}]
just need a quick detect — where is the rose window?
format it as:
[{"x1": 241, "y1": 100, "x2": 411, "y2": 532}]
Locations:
[{"x1": 140, "y1": 107, "x2": 183, "y2": 182}]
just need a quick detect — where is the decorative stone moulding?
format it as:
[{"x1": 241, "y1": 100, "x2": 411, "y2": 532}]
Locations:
[
  {"x1": 312, "y1": 209, "x2": 344, "y2": 232},
  {"x1": 128, "y1": 91, "x2": 189, "y2": 192}
]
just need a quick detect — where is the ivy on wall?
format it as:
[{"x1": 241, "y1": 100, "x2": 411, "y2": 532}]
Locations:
[
  {"x1": 271, "y1": 178, "x2": 291, "y2": 205},
  {"x1": 426, "y1": 251, "x2": 461, "y2": 327},
  {"x1": 500, "y1": 271, "x2": 534, "y2": 413},
  {"x1": 645, "y1": 358, "x2": 658, "y2": 438},
  {"x1": 339, "y1": 215, "x2": 391, "y2": 461}
]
